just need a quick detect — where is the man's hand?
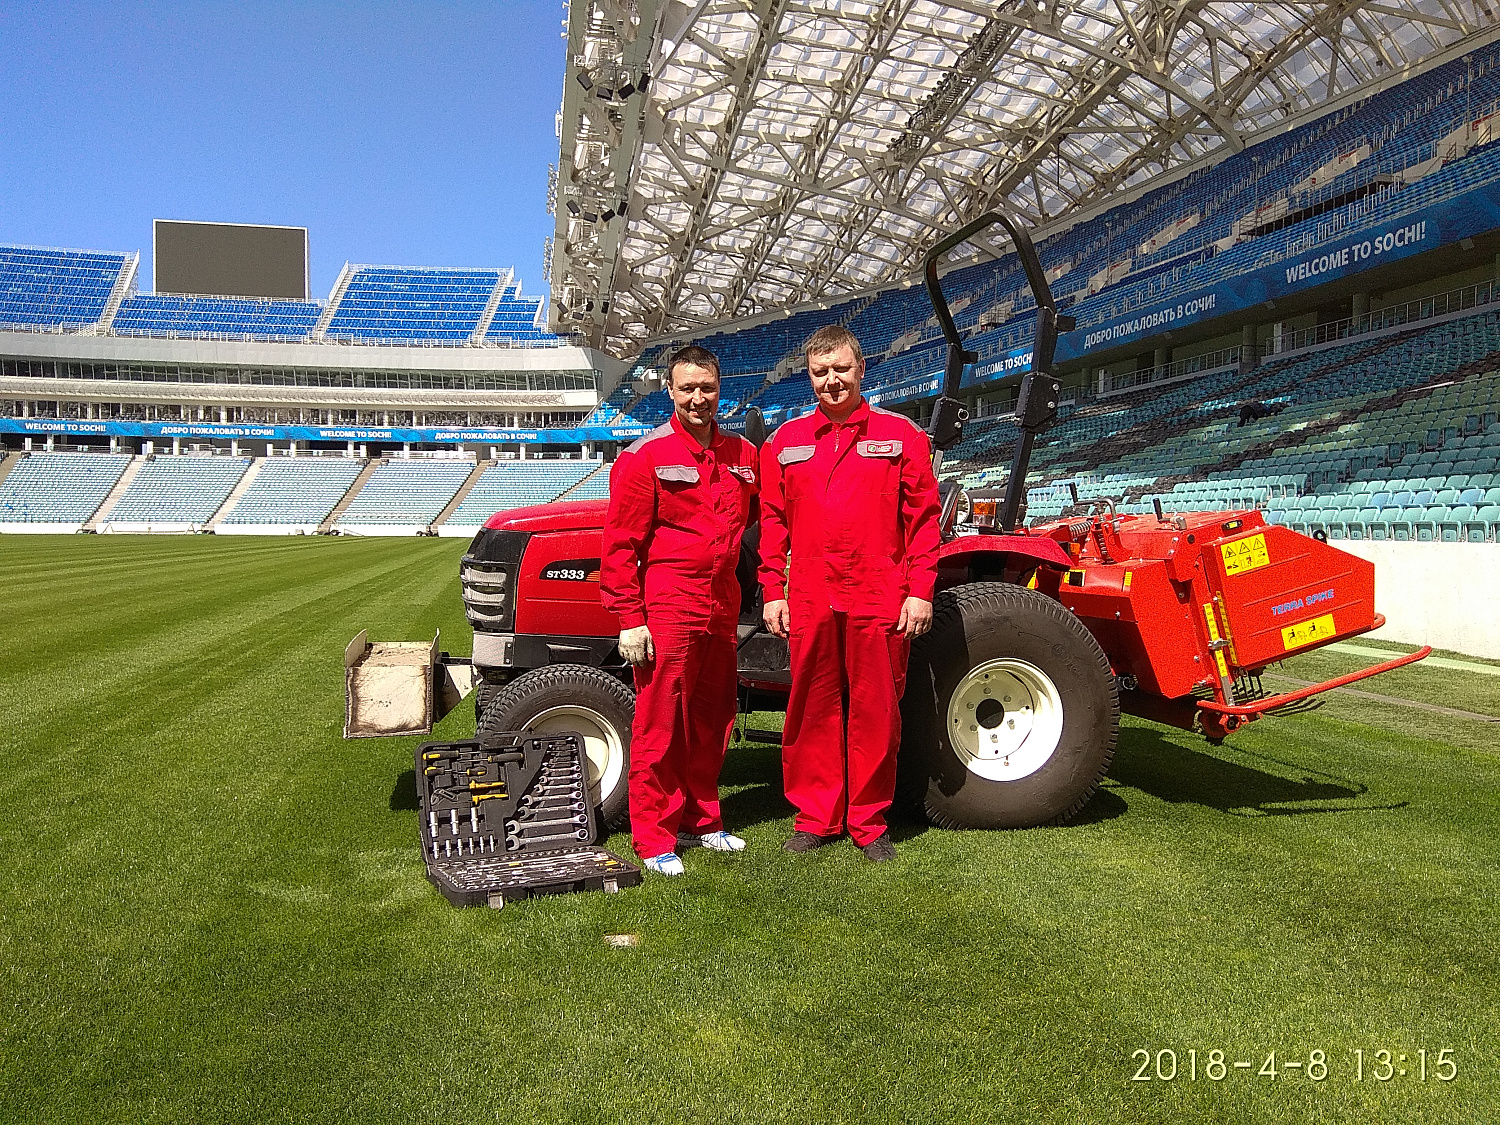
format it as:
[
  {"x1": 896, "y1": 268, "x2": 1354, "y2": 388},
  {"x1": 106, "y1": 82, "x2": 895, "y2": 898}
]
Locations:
[
  {"x1": 763, "y1": 599, "x2": 791, "y2": 639},
  {"x1": 618, "y1": 625, "x2": 655, "y2": 666},
  {"x1": 897, "y1": 597, "x2": 933, "y2": 639}
]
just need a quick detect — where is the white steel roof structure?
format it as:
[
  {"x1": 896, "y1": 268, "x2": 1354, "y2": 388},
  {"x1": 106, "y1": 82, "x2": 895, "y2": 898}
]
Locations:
[{"x1": 552, "y1": 0, "x2": 1496, "y2": 356}]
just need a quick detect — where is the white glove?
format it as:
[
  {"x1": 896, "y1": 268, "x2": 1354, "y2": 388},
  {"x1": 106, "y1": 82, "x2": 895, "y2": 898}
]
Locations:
[{"x1": 619, "y1": 625, "x2": 655, "y2": 666}]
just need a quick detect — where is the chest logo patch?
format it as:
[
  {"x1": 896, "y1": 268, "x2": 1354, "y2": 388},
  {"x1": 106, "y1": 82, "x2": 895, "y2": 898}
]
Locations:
[
  {"x1": 856, "y1": 439, "x2": 903, "y2": 458},
  {"x1": 728, "y1": 464, "x2": 756, "y2": 483},
  {"x1": 777, "y1": 445, "x2": 816, "y2": 466},
  {"x1": 655, "y1": 464, "x2": 700, "y2": 484}
]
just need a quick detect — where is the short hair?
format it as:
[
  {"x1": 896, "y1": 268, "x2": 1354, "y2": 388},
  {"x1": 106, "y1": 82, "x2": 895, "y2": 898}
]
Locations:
[
  {"x1": 666, "y1": 344, "x2": 720, "y2": 386},
  {"x1": 803, "y1": 324, "x2": 863, "y2": 365}
]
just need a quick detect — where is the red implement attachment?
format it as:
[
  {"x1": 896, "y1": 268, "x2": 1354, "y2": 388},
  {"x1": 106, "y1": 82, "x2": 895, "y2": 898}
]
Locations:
[
  {"x1": 1196, "y1": 634, "x2": 1432, "y2": 734},
  {"x1": 1032, "y1": 507, "x2": 1429, "y2": 738}
]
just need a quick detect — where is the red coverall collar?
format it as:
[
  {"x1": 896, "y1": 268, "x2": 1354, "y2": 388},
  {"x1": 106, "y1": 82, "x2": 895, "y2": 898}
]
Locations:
[
  {"x1": 811, "y1": 397, "x2": 870, "y2": 434},
  {"x1": 669, "y1": 410, "x2": 722, "y2": 454}
]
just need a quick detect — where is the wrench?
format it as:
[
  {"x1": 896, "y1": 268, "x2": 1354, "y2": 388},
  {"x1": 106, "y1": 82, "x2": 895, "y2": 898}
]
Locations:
[
  {"x1": 518, "y1": 800, "x2": 587, "y2": 815},
  {"x1": 510, "y1": 822, "x2": 591, "y2": 840},
  {"x1": 506, "y1": 828, "x2": 589, "y2": 850}
]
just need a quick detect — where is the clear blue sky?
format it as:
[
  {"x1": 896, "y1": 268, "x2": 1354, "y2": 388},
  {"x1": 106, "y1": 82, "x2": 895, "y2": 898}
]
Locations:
[{"x1": 0, "y1": 1, "x2": 566, "y2": 303}]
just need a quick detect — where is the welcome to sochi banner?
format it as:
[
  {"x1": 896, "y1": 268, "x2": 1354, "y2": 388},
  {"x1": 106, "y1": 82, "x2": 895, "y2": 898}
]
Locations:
[
  {"x1": 0, "y1": 418, "x2": 654, "y2": 446},
  {"x1": 1058, "y1": 172, "x2": 1500, "y2": 364}
]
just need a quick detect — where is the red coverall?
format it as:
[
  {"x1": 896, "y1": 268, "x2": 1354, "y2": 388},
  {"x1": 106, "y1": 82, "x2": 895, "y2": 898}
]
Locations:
[
  {"x1": 600, "y1": 414, "x2": 759, "y2": 859},
  {"x1": 758, "y1": 398, "x2": 941, "y2": 846}
]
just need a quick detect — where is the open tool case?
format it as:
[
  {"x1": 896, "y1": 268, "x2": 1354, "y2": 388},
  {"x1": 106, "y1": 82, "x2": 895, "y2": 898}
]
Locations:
[{"x1": 415, "y1": 731, "x2": 641, "y2": 909}]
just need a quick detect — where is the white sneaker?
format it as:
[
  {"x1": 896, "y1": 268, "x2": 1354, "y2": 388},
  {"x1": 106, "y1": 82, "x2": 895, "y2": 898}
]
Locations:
[
  {"x1": 643, "y1": 853, "x2": 684, "y2": 876},
  {"x1": 678, "y1": 830, "x2": 747, "y2": 852}
]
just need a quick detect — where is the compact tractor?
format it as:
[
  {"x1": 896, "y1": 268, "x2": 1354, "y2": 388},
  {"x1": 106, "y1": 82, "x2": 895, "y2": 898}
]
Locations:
[{"x1": 346, "y1": 213, "x2": 1428, "y2": 833}]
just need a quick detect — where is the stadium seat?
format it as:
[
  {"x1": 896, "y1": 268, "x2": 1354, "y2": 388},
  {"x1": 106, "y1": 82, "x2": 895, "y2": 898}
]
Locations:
[
  {"x1": 1469, "y1": 504, "x2": 1500, "y2": 541},
  {"x1": 1439, "y1": 505, "x2": 1473, "y2": 541}
]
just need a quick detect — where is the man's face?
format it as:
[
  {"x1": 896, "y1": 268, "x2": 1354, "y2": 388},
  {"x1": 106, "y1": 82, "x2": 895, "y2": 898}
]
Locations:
[
  {"x1": 667, "y1": 362, "x2": 720, "y2": 431},
  {"x1": 808, "y1": 344, "x2": 863, "y2": 414}
]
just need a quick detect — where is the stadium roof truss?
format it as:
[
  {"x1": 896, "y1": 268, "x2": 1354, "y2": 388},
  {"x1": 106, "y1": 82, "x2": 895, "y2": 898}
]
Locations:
[{"x1": 553, "y1": 0, "x2": 1496, "y2": 356}]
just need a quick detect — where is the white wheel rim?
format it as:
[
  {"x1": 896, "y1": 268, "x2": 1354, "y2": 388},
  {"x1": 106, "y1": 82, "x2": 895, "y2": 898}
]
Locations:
[
  {"x1": 945, "y1": 658, "x2": 1064, "y2": 782},
  {"x1": 523, "y1": 705, "x2": 625, "y2": 800}
]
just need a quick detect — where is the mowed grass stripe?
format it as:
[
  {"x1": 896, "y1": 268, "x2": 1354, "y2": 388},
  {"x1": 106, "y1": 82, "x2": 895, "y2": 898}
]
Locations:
[{"x1": 1, "y1": 537, "x2": 1497, "y2": 1123}]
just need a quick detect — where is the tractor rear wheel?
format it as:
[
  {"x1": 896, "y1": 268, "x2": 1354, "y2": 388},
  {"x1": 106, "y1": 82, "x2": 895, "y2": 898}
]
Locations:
[
  {"x1": 899, "y1": 582, "x2": 1118, "y2": 828},
  {"x1": 478, "y1": 664, "x2": 633, "y2": 830}
]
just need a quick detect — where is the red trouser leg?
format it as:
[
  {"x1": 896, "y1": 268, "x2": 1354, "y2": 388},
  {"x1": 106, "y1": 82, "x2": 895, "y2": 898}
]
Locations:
[
  {"x1": 783, "y1": 604, "x2": 909, "y2": 844},
  {"x1": 679, "y1": 631, "x2": 738, "y2": 836},
  {"x1": 629, "y1": 628, "x2": 737, "y2": 858},
  {"x1": 783, "y1": 603, "x2": 849, "y2": 837},
  {"x1": 844, "y1": 612, "x2": 909, "y2": 847}
]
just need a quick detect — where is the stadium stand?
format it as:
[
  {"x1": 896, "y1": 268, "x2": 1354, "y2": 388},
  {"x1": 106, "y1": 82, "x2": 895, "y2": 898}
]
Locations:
[
  {"x1": 603, "y1": 41, "x2": 1500, "y2": 427},
  {"x1": 219, "y1": 457, "x2": 366, "y2": 531},
  {"x1": 0, "y1": 452, "x2": 133, "y2": 527},
  {"x1": 113, "y1": 294, "x2": 322, "y2": 341},
  {"x1": 483, "y1": 282, "x2": 554, "y2": 344},
  {"x1": 103, "y1": 456, "x2": 252, "y2": 529},
  {"x1": 441, "y1": 460, "x2": 600, "y2": 529},
  {"x1": 333, "y1": 459, "x2": 475, "y2": 531},
  {"x1": 321, "y1": 266, "x2": 563, "y2": 344},
  {"x1": 0, "y1": 246, "x2": 132, "y2": 330},
  {"x1": 0, "y1": 249, "x2": 561, "y2": 346},
  {"x1": 943, "y1": 305, "x2": 1500, "y2": 537},
  {"x1": 322, "y1": 265, "x2": 498, "y2": 342}
]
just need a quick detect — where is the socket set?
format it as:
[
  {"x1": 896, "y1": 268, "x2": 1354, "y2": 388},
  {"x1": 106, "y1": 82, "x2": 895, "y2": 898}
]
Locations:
[{"x1": 414, "y1": 730, "x2": 641, "y2": 908}]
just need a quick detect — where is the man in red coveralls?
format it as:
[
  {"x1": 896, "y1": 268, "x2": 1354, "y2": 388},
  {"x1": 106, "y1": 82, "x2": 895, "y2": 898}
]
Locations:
[
  {"x1": 600, "y1": 345, "x2": 760, "y2": 876},
  {"x1": 759, "y1": 325, "x2": 941, "y2": 862}
]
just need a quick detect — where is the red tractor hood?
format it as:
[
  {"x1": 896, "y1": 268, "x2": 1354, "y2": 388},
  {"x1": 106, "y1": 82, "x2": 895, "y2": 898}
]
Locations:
[{"x1": 483, "y1": 499, "x2": 609, "y2": 534}]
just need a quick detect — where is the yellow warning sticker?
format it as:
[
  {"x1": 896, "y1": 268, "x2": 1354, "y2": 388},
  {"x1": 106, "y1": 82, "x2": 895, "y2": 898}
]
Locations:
[
  {"x1": 1281, "y1": 613, "x2": 1337, "y2": 651},
  {"x1": 1122, "y1": 570, "x2": 1133, "y2": 590},
  {"x1": 1202, "y1": 603, "x2": 1230, "y2": 678},
  {"x1": 1221, "y1": 533, "x2": 1270, "y2": 576}
]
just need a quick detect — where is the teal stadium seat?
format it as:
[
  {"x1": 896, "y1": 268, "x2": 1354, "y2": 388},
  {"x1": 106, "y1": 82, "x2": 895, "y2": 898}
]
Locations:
[
  {"x1": 1469, "y1": 505, "x2": 1500, "y2": 542},
  {"x1": 1440, "y1": 505, "x2": 1473, "y2": 541},
  {"x1": 1391, "y1": 507, "x2": 1423, "y2": 540}
]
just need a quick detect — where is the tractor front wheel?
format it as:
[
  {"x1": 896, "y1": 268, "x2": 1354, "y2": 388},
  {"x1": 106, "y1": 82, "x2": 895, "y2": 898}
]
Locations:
[
  {"x1": 899, "y1": 582, "x2": 1118, "y2": 828},
  {"x1": 478, "y1": 664, "x2": 634, "y2": 830}
]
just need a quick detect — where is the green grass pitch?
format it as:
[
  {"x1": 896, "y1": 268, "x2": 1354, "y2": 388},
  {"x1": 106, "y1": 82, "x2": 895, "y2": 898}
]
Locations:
[{"x1": 1, "y1": 535, "x2": 1497, "y2": 1123}]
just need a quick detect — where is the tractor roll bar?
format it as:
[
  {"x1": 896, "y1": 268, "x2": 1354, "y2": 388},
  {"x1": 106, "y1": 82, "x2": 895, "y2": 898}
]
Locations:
[{"x1": 922, "y1": 210, "x2": 1074, "y2": 533}]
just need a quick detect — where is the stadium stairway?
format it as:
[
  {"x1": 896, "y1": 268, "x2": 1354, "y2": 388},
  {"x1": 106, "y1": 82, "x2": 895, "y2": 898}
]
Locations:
[
  {"x1": 318, "y1": 459, "x2": 378, "y2": 533},
  {"x1": 430, "y1": 461, "x2": 490, "y2": 531},
  {"x1": 206, "y1": 459, "x2": 267, "y2": 529},
  {"x1": 0, "y1": 451, "x2": 20, "y2": 488},
  {"x1": 554, "y1": 462, "x2": 610, "y2": 501},
  {"x1": 82, "y1": 455, "x2": 146, "y2": 531}
]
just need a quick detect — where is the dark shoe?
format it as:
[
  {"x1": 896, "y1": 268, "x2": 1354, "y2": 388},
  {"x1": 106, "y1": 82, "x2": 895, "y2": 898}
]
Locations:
[
  {"x1": 859, "y1": 833, "x2": 896, "y2": 862},
  {"x1": 783, "y1": 831, "x2": 836, "y2": 853}
]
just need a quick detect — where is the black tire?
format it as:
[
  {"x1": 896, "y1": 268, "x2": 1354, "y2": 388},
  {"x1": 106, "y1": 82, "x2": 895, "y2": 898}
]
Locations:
[
  {"x1": 899, "y1": 582, "x2": 1118, "y2": 828},
  {"x1": 474, "y1": 679, "x2": 501, "y2": 726},
  {"x1": 479, "y1": 664, "x2": 634, "y2": 830}
]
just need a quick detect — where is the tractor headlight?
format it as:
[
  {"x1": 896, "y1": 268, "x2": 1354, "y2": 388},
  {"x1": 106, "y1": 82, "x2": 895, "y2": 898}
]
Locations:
[
  {"x1": 460, "y1": 559, "x2": 510, "y2": 629},
  {"x1": 460, "y1": 527, "x2": 529, "y2": 633}
]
